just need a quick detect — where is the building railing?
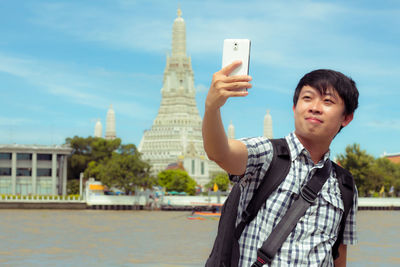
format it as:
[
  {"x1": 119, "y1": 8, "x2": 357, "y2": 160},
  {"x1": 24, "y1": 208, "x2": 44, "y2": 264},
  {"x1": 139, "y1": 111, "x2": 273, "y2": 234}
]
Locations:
[
  {"x1": 1, "y1": 193, "x2": 400, "y2": 210},
  {"x1": 0, "y1": 194, "x2": 83, "y2": 202}
]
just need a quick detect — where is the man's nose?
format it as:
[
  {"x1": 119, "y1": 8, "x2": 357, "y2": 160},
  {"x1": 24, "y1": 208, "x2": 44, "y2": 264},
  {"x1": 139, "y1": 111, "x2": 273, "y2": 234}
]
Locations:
[{"x1": 309, "y1": 100, "x2": 322, "y2": 113}]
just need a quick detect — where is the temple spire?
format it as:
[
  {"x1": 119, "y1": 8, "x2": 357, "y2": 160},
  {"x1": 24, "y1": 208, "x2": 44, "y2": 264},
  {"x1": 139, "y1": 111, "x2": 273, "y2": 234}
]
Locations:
[
  {"x1": 172, "y1": 7, "x2": 186, "y2": 57},
  {"x1": 161, "y1": 7, "x2": 194, "y2": 96},
  {"x1": 138, "y1": 8, "x2": 222, "y2": 186}
]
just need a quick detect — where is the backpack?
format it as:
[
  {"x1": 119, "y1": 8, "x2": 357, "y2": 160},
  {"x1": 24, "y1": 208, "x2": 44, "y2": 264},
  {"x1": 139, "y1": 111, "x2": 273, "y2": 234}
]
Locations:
[{"x1": 205, "y1": 138, "x2": 355, "y2": 267}]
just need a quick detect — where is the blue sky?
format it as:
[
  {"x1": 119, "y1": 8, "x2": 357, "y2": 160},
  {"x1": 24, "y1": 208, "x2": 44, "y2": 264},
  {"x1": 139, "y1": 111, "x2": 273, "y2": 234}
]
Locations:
[{"x1": 1, "y1": 0, "x2": 399, "y2": 159}]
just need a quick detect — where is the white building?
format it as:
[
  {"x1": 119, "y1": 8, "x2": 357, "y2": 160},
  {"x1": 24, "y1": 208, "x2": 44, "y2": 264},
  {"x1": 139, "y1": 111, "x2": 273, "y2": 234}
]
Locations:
[
  {"x1": 0, "y1": 144, "x2": 72, "y2": 195},
  {"x1": 263, "y1": 109, "x2": 273, "y2": 139},
  {"x1": 105, "y1": 104, "x2": 116, "y2": 140},
  {"x1": 228, "y1": 121, "x2": 235, "y2": 139},
  {"x1": 94, "y1": 119, "x2": 102, "y2": 138},
  {"x1": 138, "y1": 8, "x2": 222, "y2": 186}
]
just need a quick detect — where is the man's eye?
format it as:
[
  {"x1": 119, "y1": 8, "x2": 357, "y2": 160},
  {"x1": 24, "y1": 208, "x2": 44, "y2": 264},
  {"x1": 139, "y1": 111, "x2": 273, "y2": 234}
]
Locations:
[{"x1": 324, "y1": 98, "x2": 334, "y2": 104}]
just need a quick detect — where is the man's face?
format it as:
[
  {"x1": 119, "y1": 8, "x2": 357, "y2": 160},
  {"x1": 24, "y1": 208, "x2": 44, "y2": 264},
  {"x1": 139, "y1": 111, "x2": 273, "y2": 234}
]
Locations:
[{"x1": 293, "y1": 85, "x2": 353, "y2": 144}]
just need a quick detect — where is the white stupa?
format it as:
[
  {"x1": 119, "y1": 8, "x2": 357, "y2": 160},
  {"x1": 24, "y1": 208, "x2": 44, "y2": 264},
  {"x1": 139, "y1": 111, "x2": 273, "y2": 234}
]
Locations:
[
  {"x1": 94, "y1": 119, "x2": 102, "y2": 138},
  {"x1": 105, "y1": 105, "x2": 116, "y2": 140},
  {"x1": 228, "y1": 121, "x2": 235, "y2": 139},
  {"x1": 138, "y1": 8, "x2": 222, "y2": 185},
  {"x1": 263, "y1": 109, "x2": 273, "y2": 139}
]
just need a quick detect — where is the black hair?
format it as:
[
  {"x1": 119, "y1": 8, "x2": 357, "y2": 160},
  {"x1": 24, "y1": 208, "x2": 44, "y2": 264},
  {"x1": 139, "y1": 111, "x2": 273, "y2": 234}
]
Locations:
[{"x1": 293, "y1": 69, "x2": 359, "y2": 116}]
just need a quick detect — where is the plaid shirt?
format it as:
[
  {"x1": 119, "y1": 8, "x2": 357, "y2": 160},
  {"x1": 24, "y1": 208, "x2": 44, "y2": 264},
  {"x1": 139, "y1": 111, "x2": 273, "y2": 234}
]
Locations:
[{"x1": 230, "y1": 132, "x2": 358, "y2": 267}]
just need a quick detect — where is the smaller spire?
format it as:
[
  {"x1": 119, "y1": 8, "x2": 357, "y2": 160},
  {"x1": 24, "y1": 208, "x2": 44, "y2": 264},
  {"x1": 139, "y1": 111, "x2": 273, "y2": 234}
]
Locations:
[
  {"x1": 94, "y1": 119, "x2": 102, "y2": 138},
  {"x1": 177, "y1": 7, "x2": 182, "y2": 17},
  {"x1": 228, "y1": 120, "x2": 235, "y2": 139},
  {"x1": 264, "y1": 109, "x2": 273, "y2": 139},
  {"x1": 105, "y1": 104, "x2": 116, "y2": 140}
]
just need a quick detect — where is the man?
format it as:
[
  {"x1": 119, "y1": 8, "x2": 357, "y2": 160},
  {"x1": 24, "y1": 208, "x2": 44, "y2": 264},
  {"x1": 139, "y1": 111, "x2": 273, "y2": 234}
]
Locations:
[{"x1": 202, "y1": 61, "x2": 359, "y2": 266}]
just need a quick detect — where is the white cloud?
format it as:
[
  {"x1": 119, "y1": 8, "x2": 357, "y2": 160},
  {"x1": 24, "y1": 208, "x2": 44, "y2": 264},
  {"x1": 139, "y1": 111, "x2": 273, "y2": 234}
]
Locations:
[
  {"x1": 366, "y1": 120, "x2": 400, "y2": 131},
  {"x1": 255, "y1": 85, "x2": 293, "y2": 96},
  {"x1": 29, "y1": 1, "x2": 171, "y2": 53},
  {"x1": 0, "y1": 126, "x2": 70, "y2": 145},
  {"x1": 0, "y1": 52, "x2": 155, "y2": 120},
  {"x1": 0, "y1": 117, "x2": 36, "y2": 126},
  {"x1": 27, "y1": 1, "x2": 342, "y2": 54},
  {"x1": 25, "y1": 0, "x2": 400, "y2": 80},
  {"x1": 195, "y1": 84, "x2": 209, "y2": 93}
]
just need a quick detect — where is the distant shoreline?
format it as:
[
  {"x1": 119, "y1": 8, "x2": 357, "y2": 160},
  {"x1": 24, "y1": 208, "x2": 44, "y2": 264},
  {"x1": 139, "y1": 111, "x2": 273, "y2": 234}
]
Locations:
[{"x1": 1, "y1": 197, "x2": 400, "y2": 210}]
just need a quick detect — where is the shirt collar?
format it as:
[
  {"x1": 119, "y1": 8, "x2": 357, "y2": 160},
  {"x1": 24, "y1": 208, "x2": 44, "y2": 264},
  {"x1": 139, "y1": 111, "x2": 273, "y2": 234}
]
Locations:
[{"x1": 285, "y1": 131, "x2": 331, "y2": 166}]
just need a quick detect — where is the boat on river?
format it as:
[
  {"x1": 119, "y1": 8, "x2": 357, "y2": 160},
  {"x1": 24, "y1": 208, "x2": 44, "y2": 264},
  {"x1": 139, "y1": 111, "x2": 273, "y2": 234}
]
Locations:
[{"x1": 187, "y1": 211, "x2": 221, "y2": 220}]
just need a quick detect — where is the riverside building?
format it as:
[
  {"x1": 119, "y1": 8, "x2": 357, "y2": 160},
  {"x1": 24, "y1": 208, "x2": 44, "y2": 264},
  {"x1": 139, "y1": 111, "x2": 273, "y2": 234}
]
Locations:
[
  {"x1": 384, "y1": 152, "x2": 400, "y2": 164},
  {"x1": 0, "y1": 144, "x2": 72, "y2": 195}
]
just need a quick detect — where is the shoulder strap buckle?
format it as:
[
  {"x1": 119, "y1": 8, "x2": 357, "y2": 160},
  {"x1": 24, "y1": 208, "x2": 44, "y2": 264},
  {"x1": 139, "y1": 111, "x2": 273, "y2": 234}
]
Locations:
[
  {"x1": 241, "y1": 210, "x2": 251, "y2": 223},
  {"x1": 300, "y1": 184, "x2": 317, "y2": 204}
]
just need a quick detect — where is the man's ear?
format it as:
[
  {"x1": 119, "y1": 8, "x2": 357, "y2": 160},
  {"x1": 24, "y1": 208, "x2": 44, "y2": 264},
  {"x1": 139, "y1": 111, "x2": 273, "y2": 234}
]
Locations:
[{"x1": 341, "y1": 113, "x2": 354, "y2": 128}]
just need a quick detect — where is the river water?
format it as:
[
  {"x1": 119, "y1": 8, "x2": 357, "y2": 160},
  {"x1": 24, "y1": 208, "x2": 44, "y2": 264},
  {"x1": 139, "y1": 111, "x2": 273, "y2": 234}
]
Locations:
[{"x1": 0, "y1": 209, "x2": 399, "y2": 266}]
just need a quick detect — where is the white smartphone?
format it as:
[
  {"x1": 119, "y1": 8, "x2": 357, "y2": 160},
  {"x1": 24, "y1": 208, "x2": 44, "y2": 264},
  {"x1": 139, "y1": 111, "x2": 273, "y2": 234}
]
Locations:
[{"x1": 222, "y1": 39, "x2": 251, "y2": 76}]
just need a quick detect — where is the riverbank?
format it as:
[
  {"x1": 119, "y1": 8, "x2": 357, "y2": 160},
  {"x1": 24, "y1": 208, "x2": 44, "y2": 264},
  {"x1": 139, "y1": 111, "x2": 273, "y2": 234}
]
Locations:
[{"x1": 1, "y1": 195, "x2": 400, "y2": 210}]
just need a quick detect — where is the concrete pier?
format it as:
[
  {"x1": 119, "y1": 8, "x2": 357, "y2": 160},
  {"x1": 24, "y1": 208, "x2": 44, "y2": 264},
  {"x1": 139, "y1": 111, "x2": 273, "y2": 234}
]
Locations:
[
  {"x1": 0, "y1": 202, "x2": 86, "y2": 209},
  {"x1": 1, "y1": 196, "x2": 399, "y2": 210},
  {"x1": 358, "y1": 197, "x2": 400, "y2": 210}
]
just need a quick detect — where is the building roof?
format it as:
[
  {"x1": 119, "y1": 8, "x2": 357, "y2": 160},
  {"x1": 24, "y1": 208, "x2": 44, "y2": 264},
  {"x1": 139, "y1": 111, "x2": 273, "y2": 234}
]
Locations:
[
  {"x1": 165, "y1": 161, "x2": 186, "y2": 171},
  {"x1": 383, "y1": 153, "x2": 400, "y2": 164},
  {"x1": 0, "y1": 144, "x2": 72, "y2": 154}
]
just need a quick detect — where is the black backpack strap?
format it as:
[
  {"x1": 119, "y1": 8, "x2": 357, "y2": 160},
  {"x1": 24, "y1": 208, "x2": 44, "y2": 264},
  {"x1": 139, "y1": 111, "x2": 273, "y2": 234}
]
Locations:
[
  {"x1": 252, "y1": 161, "x2": 332, "y2": 266},
  {"x1": 234, "y1": 138, "x2": 291, "y2": 240},
  {"x1": 331, "y1": 162, "x2": 355, "y2": 260}
]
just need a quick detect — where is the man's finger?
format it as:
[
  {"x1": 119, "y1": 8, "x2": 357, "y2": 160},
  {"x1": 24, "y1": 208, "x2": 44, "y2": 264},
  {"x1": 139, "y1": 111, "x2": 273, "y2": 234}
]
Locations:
[
  {"x1": 224, "y1": 75, "x2": 252, "y2": 83},
  {"x1": 226, "y1": 90, "x2": 249, "y2": 97},
  {"x1": 220, "y1": 60, "x2": 243, "y2": 76},
  {"x1": 219, "y1": 81, "x2": 252, "y2": 91}
]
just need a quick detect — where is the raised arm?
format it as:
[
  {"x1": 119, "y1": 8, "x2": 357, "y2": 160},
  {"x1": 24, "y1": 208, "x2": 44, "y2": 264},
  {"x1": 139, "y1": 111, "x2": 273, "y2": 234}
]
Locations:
[{"x1": 202, "y1": 61, "x2": 252, "y2": 175}]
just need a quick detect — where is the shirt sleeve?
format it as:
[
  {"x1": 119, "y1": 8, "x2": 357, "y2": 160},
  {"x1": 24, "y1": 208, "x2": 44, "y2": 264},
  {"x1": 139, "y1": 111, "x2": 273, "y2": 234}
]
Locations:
[
  {"x1": 229, "y1": 137, "x2": 274, "y2": 187},
  {"x1": 342, "y1": 186, "x2": 358, "y2": 245}
]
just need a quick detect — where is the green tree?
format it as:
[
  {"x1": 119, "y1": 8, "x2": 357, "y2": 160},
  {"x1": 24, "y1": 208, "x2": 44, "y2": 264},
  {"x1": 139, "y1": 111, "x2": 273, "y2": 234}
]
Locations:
[
  {"x1": 337, "y1": 143, "x2": 400, "y2": 197},
  {"x1": 157, "y1": 169, "x2": 197, "y2": 195},
  {"x1": 65, "y1": 136, "x2": 121, "y2": 180},
  {"x1": 85, "y1": 144, "x2": 155, "y2": 194},
  {"x1": 67, "y1": 179, "x2": 80, "y2": 195},
  {"x1": 373, "y1": 158, "x2": 400, "y2": 196},
  {"x1": 205, "y1": 172, "x2": 231, "y2": 191},
  {"x1": 336, "y1": 144, "x2": 375, "y2": 196}
]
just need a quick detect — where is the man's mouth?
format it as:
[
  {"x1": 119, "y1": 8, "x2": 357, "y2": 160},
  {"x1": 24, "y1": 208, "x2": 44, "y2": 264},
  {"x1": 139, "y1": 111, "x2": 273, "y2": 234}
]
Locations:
[{"x1": 306, "y1": 117, "x2": 323, "y2": 124}]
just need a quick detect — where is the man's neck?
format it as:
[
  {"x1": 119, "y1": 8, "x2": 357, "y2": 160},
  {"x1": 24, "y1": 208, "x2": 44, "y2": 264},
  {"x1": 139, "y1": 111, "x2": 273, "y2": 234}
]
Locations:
[{"x1": 294, "y1": 132, "x2": 331, "y2": 164}]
